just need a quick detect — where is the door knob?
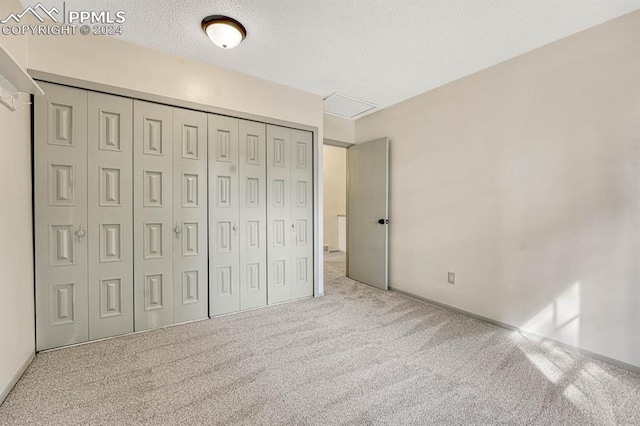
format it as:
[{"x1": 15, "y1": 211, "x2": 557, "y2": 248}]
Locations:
[
  {"x1": 377, "y1": 219, "x2": 389, "y2": 225},
  {"x1": 76, "y1": 224, "x2": 86, "y2": 243},
  {"x1": 233, "y1": 222, "x2": 238, "y2": 235},
  {"x1": 174, "y1": 222, "x2": 182, "y2": 237}
]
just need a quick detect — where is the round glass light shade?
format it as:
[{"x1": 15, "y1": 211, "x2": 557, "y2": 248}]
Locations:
[{"x1": 202, "y1": 16, "x2": 246, "y2": 49}]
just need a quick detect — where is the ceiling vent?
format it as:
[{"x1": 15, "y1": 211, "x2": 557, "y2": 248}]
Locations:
[{"x1": 323, "y1": 93, "x2": 377, "y2": 119}]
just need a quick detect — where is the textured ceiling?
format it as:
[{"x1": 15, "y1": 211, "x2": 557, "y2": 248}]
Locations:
[{"x1": 21, "y1": 0, "x2": 640, "y2": 117}]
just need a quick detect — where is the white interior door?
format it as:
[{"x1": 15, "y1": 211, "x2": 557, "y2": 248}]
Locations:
[
  {"x1": 208, "y1": 114, "x2": 240, "y2": 315},
  {"x1": 172, "y1": 108, "x2": 208, "y2": 323},
  {"x1": 87, "y1": 92, "x2": 133, "y2": 340},
  {"x1": 35, "y1": 82, "x2": 89, "y2": 351},
  {"x1": 239, "y1": 120, "x2": 267, "y2": 310},
  {"x1": 134, "y1": 100, "x2": 174, "y2": 330},
  {"x1": 347, "y1": 138, "x2": 389, "y2": 290},
  {"x1": 290, "y1": 129, "x2": 314, "y2": 299}
]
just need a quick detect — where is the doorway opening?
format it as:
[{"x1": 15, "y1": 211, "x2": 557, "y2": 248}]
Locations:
[{"x1": 323, "y1": 143, "x2": 348, "y2": 276}]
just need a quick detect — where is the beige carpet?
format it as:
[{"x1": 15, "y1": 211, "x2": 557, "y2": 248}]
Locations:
[{"x1": 1, "y1": 252, "x2": 639, "y2": 425}]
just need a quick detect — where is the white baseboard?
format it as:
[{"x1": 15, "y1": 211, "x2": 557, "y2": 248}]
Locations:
[
  {"x1": 390, "y1": 286, "x2": 640, "y2": 375},
  {"x1": 0, "y1": 350, "x2": 35, "y2": 407}
]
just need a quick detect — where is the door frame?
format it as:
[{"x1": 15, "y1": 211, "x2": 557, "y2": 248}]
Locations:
[
  {"x1": 321, "y1": 139, "x2": 354, "y2": 275},
  {"x1": 30, "y1": 70, "x2": 324, "y2": 300}
]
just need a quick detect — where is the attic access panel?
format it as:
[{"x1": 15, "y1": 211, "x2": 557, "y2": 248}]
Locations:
[{"x1": 323, "y1": 93, "x2": 377, "y2": 119}]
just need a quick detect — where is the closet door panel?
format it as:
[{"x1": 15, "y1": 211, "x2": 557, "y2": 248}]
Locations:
[
  {"x1": 290, "y1": 130, "x2": 314, "y2": 299},
  {"x1": 208, "y1": 115, "x2": 240, "y2": 315},
  {"x1": 88, "y1": 92, "x2": 134, "y2": 340},
  {"x1": 239, "y1": 120, "x2": 267, "y2": 310},
  {"x1": 266, "y1": 125, "x2": 292, "y2": 304},
  {"x1": 173, "y1": 108, "x2": 208, "y2": 323},
  {"x1": 134, "y1": 100, "x2": 173, "y2": 330},
  {"x1": 35, "y1": 82, "x2": 89, "y2": 350}
]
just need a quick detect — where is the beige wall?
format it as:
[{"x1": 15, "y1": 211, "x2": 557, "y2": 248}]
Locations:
[
  {"x1": 0, "y1": 0, "x2": 34, "y2": 403},
  {"x1": 323, "y1": 146, "x2": 347, "y2": 251},
  {"x1": 28, "y1": 34, "x2": 323, "y2": 129},
  {"x1": 356, "y1": 11, "x2": 640, "y2": 368},
  {"x1": 323, "y1": 114, "x2": 354, "y2": 143}
]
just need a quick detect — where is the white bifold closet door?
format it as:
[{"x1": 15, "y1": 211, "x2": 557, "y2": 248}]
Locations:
[
  {"x1": 266, "y1": 125, "x2": 314, "y2": 304},
  {"x1": 35, "y1": 83, "x2": 89, "y2": 350},
  {"x1": 35, "y1": 83, "x2": 314, "y2": 350},
  {"x1": 35, "y1": 83, "x2": 134, "y2": 350},
  {"x1": 134, "y1": 100, "x2": 173, "y2": 330},
  {"x1": 208, "y1": 115, "x2": 267, "y2": 316},
  {"x1": 133, "y1": 100, "x2": 208, "y2": 331},
  {"x1": 172, "y1": 108, "x2": 208, "y2": 323},
  {"x1": 87, "y1": 92, "x2": 134, "y2": 340},
  {"x1": 238, "y1": 120, "x2": 268, "y2": 310}
]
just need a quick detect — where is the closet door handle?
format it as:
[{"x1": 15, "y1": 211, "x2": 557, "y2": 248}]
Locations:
[
  {"x1": 76, "y1": 224, "x2": 86, "y2": 243},
  {"x1": 174, "y1": 222, "x2": 182, "y2": 238},
  {"x1": 233, "y1": 222, "x2": 238, "y2": 235}
]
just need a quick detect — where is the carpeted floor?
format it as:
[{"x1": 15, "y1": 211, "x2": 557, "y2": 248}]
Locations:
[{"x1": 1, "y1": 252, "x2": 640, "y2": 425}]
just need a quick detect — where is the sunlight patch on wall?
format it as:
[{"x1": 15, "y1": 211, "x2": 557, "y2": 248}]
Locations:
[{"x1": 522, "y1": 282, "x2": 581, "y2": 347}]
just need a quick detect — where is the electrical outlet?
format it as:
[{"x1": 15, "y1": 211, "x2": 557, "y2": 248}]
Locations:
[{"x1": 447, "y1": 272, "x2": 455, "y2": 285}]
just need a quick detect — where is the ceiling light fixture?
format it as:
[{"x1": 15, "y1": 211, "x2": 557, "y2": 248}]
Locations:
[{"x1": 201, "y1": 15, "x2": 246, "y2": 49}]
